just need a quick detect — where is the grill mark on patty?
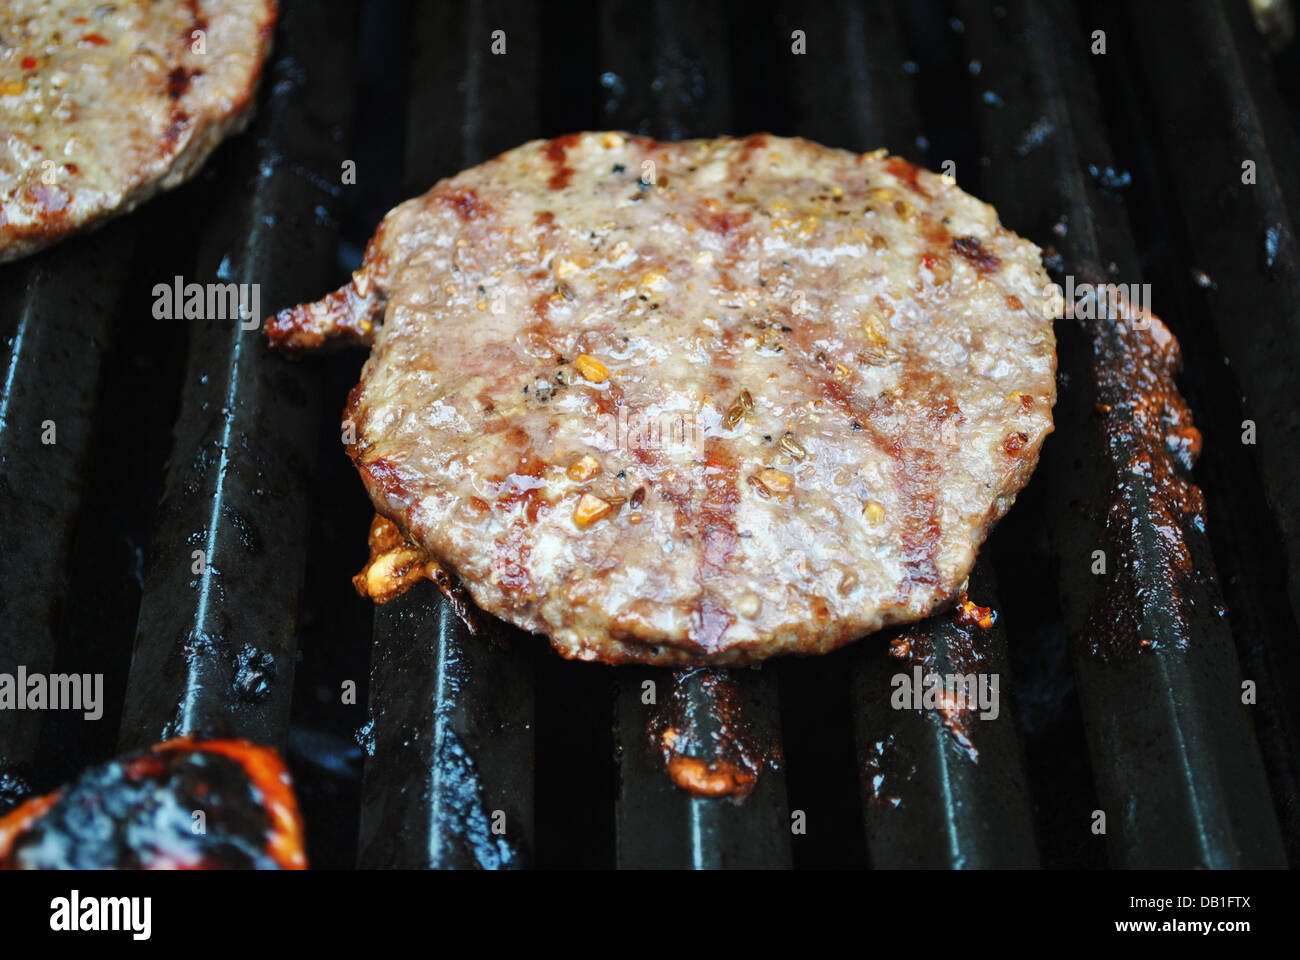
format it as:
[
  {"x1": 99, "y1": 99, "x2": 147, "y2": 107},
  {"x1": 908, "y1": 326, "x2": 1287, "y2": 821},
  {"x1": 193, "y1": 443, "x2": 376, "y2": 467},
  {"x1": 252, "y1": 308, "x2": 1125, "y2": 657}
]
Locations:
[
  {"x1": 888, "y1": 368, "x2": 961, "y2": 605},
  {"x1": 494, "y1": 521, "x2": 536, "y2": 599},
  {"x1": 884, "y1": 156, "x2": 930, "y2": 198},
  {"x1": 695, "y1": 202, "x2": 751, "y2": 237},
  {"x1": 952, "y1": 234, "x2": 1001, "y2": 274},
  {"x1": 169, "y1": 1, "x2": 204, "y2": 111},
  {"x1": 167, "y1": 66, "x2": 191, "y2": 100},
  {"x1": 921, "y1": 214, "x2": 952, "y2": 247},
  {"x1": 481, "y1": 433, "x2": 551, "y2": 601},
  {"x1": 686, "y1": 441, "x2": 740, "y2": 651},
  {"x1": 543, "y1": 133, "x2": 581, "y2": 190},
  {"x1": 185, "y1": 0, "x2": 210, "y2": 37},
  {"x1": 737, "y1": 132, "x2": 770, "y2": 163},
  {"x1": 782, "y1": 314, "x2": 871, "y2": 430},
  {"x1": 887, "y1": 446, "x2": 942, "y2": 606},
  {"x1": 590, "y1": 378, "x2": 625, "y2": 419},
  {"x1": 786, "y1": 325, "x2": 947, "y2": 606},
  {"x1": 356, "y1": 454, "x2": 416, "y2": 510},
  {"x1": 487, "y1": 443, "x2": 548, "y2": 523},
  {"x1": 651, "y1": 325, "x2": 746, "y2": 651},
  {"x1": 681, "y1": 320, "x2": 748, "y2": 650},
  {"x1": 161, "y1": 111, "x2": 190, "y2": 152},
  {"x1": 442, "y1": 187, "x2": 489, "y2": 221},
  {"x1": 162, "y1": 1, "x2": 198, "y2": 155},
  {"x1": 22, "y1": 182, "x2": 71, "y2": 217},
  {"x1": 815, "y1": 365, "x2": 863, "y2": 422}
]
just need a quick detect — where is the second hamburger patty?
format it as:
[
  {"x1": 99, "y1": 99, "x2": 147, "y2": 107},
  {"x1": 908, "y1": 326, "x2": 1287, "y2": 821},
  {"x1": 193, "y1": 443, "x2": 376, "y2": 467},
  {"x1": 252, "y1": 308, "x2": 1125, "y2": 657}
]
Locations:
[
  {"x1": 268, "y1": 133, "x2": 1059, "y2": 665},
  {"x1": 0, "y1": 0, "x2": 277, "y2": 262}
]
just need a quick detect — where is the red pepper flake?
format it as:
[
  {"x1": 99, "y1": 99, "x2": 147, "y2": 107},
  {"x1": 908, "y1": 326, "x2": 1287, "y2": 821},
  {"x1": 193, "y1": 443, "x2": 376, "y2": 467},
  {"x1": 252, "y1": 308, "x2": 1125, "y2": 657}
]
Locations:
[
  {"x1": 81, "y1": 33, "x2": 111, "y2": 46},
  {"x1": 73, "y1": 16, "x2": 88, "y2": 24},
  {"x1": 20, "y1": 56, "x2": 38, "y2": 71}
]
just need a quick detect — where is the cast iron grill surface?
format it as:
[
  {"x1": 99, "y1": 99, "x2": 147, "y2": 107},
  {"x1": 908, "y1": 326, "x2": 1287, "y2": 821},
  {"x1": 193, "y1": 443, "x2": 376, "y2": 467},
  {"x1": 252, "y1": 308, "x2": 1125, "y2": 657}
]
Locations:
[{"x1": 0, "y1": 0, "x2": 1297, "y2": 869}]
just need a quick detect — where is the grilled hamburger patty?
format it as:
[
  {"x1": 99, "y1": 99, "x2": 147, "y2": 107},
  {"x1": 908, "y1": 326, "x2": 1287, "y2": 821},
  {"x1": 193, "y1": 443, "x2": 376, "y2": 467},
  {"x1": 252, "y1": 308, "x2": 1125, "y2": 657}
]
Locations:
[
  {"x1": 0, "y1": 0, "x2": 277, "y2": 262},
  {"x1": 269, "y1": 133, "x2": 1059, "y2": 665}
]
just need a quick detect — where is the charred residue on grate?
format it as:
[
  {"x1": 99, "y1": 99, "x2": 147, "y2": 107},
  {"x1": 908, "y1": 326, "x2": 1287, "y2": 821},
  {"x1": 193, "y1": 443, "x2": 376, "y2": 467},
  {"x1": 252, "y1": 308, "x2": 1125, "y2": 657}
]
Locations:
[{"x1": 960, "y1": 0, "x2": 1286, "y2": 866}]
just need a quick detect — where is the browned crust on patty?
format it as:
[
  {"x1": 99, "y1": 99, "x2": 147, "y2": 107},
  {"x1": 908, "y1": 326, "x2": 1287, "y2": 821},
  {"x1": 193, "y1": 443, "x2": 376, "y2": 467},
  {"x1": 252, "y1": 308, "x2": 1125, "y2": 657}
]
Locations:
[
  {"x1": 0, "y1": 0, "x2": 277, "y2": 262},
  {"x1": 271, "y1": 133, "x2": 1060, "y2": 665},
  {"x1": 265, "y1": 227, "x2": 390, "y2": 352}
]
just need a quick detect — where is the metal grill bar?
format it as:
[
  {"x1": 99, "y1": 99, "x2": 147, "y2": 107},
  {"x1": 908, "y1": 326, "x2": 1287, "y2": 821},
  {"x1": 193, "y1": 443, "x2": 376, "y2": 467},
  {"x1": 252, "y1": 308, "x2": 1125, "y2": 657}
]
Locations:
[
  {"x1": 357, "y1": 583, "x2": 537, "y2": 868},
  {"x1": 356, "y1": 0, "x2": 542, "y2": 869},
  {"x1": 721, "y1": 0, "x2": 915, "y2": 870},
  {"x1": 1113, "y1": 0, "x2": 1300, "y2": 859},
  {"x1": 959, "y1": 0, "x2": 1286, "y2": 867},
  {"x1": 773, "y1": 0, "x2": 922, "y2": 153},
  {"x1": 0, "y1": 223, "x2": 138, "y2": 801},
  {"x1": 29, "y1": 222, "x2": 198, "y2": 791},
  {"x1": 615, "y1": 667, "x2": 790, "y2": 867},
  {"x1": 852, "y1": 565, "x2": 1040, "y2": 867},
  {"x1": 726, "y1": 0, "x2": 1042, "y2": 869},
  {"x1": 1118, "y1": 0, "x2": 1300, "y2": 617},
  {"x1": 595, "y1": 0, "x2": 797, "y2": 867},
  {"x1": 116, "y1": 0, "x2": 360, "y2": 751},
  {"x1": 815, "y1": 0, "x2": 1043, "y2": 869}
]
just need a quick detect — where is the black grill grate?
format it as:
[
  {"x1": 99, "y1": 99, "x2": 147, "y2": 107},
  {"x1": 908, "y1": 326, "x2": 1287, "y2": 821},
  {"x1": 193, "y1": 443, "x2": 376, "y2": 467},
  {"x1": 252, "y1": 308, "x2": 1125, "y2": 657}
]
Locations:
[{"x1": 1, "y1": 0, "x2": 1297, "y2": 869}]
